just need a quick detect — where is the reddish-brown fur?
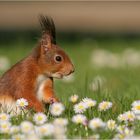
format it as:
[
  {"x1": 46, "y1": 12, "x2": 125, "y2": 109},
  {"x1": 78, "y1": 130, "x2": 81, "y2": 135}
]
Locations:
[{"x1": 0, "y1": 16, "x2": 74, "y2": 112}]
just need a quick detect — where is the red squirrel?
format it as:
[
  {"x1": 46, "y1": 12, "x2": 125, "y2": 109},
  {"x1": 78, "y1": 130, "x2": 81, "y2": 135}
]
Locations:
[{"x1": 0, "y1": 15, "x2": 74, "y2": 112}]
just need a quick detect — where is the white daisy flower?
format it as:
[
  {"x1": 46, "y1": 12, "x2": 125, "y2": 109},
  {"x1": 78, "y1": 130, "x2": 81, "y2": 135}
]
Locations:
[
  {"x1": 118, "y1": 114, "x2": 127, "y2": 122},
  {"x1": 16, "y1": 98, "x2": 28, "y2": 108},
  {"x1": 118, "y1": 111, "x2": 136, "y2": 122},
  {"x1": 89, "y1": 118, "x2": 106, "y2": 130},
  {"x1": 53, "y1": 124, "x2": 67, "y2": 139},
  {"x1": 12, "y1": 134, "x2": 25, "y2": 140},
  {"x1": 26, "y1": 131, "x2": 39, "y2": 140},
  {"x1": 89, "y1": 134, "x2": 100, "y2": 140},
  {"x1": 69, "y1": 94, "x2": 79, "y2": 103},
  {"x1": 10, "y1": 125, "x2": 20, "y2": 134},
  {"x1": 89, "y1": 75, "x2": 106, "y2": 91},
  {"x1": 74, "y1": 102, "x2": 88, "y2": 114},
  {"x1": 0, "y1": 121, "x2": 11, "y2": 133},
  {"x1": 33, "y1": 112, "x2": 47, "y2": 125},
  {"x1": 113, "y1": 133, "x2": 125, "y2": 140},
  {"x1": 124, "y1": 127, "x2": 134, "y2": 137},
  {"x1": 106, "y1": 119, "x2": 117, "y2": 130},
  {"x1": 0, "y1": 56, "x2": 10, "y2": 71},
  {"x1": 132, "y1": 100, "x2": 140, "y2": 119},
  {"x1": 116, "y1": 125, "x2": 134, "y2": 137},
  {"x1": 53, "y1": 118, "x2": 68, "y2": 126},
  {"x1": 72, "y1": 114, "x2": 87, "y2": 125},
  {"x1": 50, "y1": 103, "x2": 65, "y2": 116},
  {"x1": 35, "y1": 123, "x2": 54, "y2": 137},
  {"x1": 98, "y1": 101, "x2": 112, "y2": 111},
  {"x1": 116, "y1": 125, "x2": 126, "y2": 134},
  {"x1": 20, "y1": 121, "x2": 34, "y2": 134},
  {"x1": 82, "y1": 97, "x2": 96, "y2": 108},
  {"x1": 0, "y1": 113, "x2": 10, "y2": 122},
  {"x1": 124, "y1": 111, "x2": 136, "y2": 122}
]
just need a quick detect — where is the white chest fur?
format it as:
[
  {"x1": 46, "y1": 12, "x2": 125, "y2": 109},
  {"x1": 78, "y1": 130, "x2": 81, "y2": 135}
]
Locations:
[{"x1": 36, "y1": 75, "x2": 48, "y2": 101}]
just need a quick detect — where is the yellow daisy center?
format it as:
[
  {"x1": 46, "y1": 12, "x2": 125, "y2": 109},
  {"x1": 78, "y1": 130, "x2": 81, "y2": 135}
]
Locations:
[
  {"x1": 77, "y1": 118, "x2": 82, "y2": 123},
  {"x1": 15, "y1": 136, "x2": 21, "y2": 140},
  {"x1": 102, "y1": 103, "x2": 108, "y2": 108},
  {"x1": 41, "y1": 128, "x2": 47, "y2": 133},
  {"x1": 54, "y1": 107, "x2": 60, "y2": 112},
  {"x1": 72, "y1": 98, "x2": 77, "y2": 102},
  {"x1": 78, "y1": 105, "x2": 84, "y2": 109},
  {"x1": 19, "y1": 102, "x2": 25, "y2": 106},
  {"x1": 93, "y1": 122, "x2": 100, "y2": 128},
  {"x1": 2, "y1": 124, "x2": 8, "y2": 129},
  {"x1": 127, "y1": 114, "x2": 134, "y2": 119},
  {"x1": 38, "y1": 116, "x2": 43, "y2": 121},
  {"x1": 135, "y1": 105, "x2": 140, "y2": 110},
  {"x1": 1, "y1": 115, "x2": 7, "y2": 120}
]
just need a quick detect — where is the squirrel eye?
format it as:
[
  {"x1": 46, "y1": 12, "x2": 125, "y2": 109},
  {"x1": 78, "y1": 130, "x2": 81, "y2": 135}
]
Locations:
[{"x1": 55, "y1": 55, "x2": 62, "y2": 63}]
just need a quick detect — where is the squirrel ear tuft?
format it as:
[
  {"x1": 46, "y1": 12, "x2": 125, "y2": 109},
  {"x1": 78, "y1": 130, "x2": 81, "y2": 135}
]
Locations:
[
  {"x1": 39, "y1": 15, "x2": 56, "y2": 45},
  {"x1": 41, "y1": 33, "x2": 52, "y2": 53}
]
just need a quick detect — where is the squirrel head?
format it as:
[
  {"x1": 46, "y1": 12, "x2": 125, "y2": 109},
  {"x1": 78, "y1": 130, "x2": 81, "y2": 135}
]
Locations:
[{"x1": 37, "y1": 15, "x2": 74, "y2": 78}]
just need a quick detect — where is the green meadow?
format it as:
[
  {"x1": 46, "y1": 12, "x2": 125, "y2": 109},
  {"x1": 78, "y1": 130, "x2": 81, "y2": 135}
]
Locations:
[{"x1": 0, "y1": 34, "x2": 140, "y2": 139}]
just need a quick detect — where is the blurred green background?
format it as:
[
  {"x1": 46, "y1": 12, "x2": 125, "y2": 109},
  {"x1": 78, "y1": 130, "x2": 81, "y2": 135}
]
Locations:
[{"x1": 0, "y1": 1, "x2": 140, "y2": 107}]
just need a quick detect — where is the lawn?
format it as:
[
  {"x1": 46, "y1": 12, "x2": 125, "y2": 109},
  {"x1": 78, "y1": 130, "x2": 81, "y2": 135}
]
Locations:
[{"x1": 0, "y1": 34, "x2": 140, "y2": 139}]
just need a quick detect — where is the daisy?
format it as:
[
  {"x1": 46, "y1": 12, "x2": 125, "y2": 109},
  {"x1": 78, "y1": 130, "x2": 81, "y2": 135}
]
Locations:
[
  {"x1": 118, "y1": 114, "x2": 127, "y2": 122},
  {"x1": 124, "y1": 127, "x2": 134, "y2": 137},
  {"x1": 50, "y1": 103, "x2": 65, "y2": 116},
  {"x1": 0, "y1": 56, "x2": 10, "y2": 71},
  {"x1": 82, "y1": 97, "x2": 96, "y2": 108},
  {"x1": 106, "y1": 119, "x2": 117, "y2": 130},
  {"x1": 69, "y1": 94, "x2": 79, "y2": 103},
  {"x1": 74, "y1": 102, "x2": 88, "y2": 114},
  {"x1": 53, "y1": 118, "x2": 68, "y2": 126},
  {"x1": 124, "y1": 111, "x2": 136, "y2": 122},
  {"x1": 35, "y1": 123, "x2": 54, "y2": 137},
  {"x1": 26, "y1": 131, "x2": 39, "y2": 140},
  {"x1": 72, "y1": 114, "x2": 87, "y2": 125},
  {"x1": 16, "y1": 98, "x2": 28, "y2": 108},
  {"x1": 89, "y1": 134, "x2": 100, "y2": 140},
  {"x1": 33, "y1": 112, "x2": 47, "y2": 125},
  {"x1": 113, "y1": 133, "x2": 125, "y2": 140},
  {"x1": 0, "y1": 121, "x2": 11, "y2": 133},
  {"x1": 89, "y1": 75, "x2": 106, "y2": 91},
  {"x1": 12, "y1": 134, "x2": 25, "y2": 140},
  {"x1": 89, "y1": 118, "x2": 106, "y2": 130},
  {"x1": 20, "y1": 121, "x2": 34, "y2": 134},
  {"x1": 98, "y1": 101, "x2": 112, "y2": 111},
  {"x1": 10, "y1": 125, "x2": 20, "y2": 134},
  {"x1": 132, "y1": 100, "x2": 140, "y2": 119},
  {"x1": 118, "y1": 111, "x2": 136, "y2": 122},
  {"x1": 53, "y1": 124, "x2": 67, "y2": 139},
  {"x1": 0, "y1": 113, "x2": 10, "y2": 122},
  {"x1": 116, "y1": 125, "x2": 134, "y2": 137},
  {"x1": 116, "y1": 125, "x2": 126, "y2": 134}
]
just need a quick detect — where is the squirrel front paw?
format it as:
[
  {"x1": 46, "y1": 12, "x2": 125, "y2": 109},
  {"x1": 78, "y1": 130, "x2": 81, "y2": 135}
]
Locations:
[{"x1": 44, "y1": 97, "x2": 59, "y2": 104}]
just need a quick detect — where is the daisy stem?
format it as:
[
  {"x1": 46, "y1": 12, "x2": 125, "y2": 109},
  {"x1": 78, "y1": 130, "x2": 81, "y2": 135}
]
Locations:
[
  {"x1": 79, "y1": 124, "x2": 82, "y2": 137},
  {"x1": 85, "y1": 126, "x2": 89, "y2": 137}
]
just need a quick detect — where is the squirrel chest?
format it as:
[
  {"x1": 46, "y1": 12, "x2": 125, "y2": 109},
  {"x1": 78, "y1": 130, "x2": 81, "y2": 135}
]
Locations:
[
  {"x1": 36, "y1": 74, "x2": 53, "y2": 102},
  {"x1": 36, "y1": 75, "x2": 52, "y2": 102}
]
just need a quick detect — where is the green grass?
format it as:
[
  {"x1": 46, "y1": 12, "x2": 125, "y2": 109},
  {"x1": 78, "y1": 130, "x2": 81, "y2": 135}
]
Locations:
[{"x1": 0, "y1": 36, "x2": 140, "y2": 139}]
